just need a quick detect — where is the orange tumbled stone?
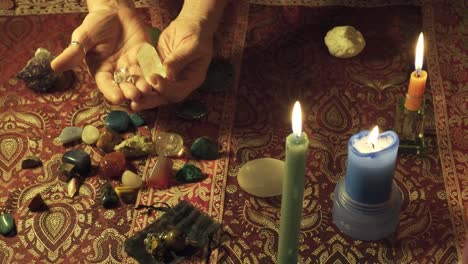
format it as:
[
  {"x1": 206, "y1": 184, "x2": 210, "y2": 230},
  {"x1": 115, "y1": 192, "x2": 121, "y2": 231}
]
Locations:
[
  {"x1": 99, "y1": 152, "x2": 126, "y2": 180},
  {"x1": 146, "y1": 157, "x2": 173, "y2": 189}
]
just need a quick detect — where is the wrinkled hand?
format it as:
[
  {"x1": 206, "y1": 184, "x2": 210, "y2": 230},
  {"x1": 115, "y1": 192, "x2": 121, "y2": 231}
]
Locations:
[
  {"x1": 130, "y1": 18, "x2": 214, "y2": 111},
  {"x1": 51, "y1": 6, "x2": 152, "y2": 105}
]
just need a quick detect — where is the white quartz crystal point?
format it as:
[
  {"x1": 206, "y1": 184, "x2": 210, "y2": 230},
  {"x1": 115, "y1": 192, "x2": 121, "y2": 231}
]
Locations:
[
  {"x1": 68, "y1": 177, "x2": 79, "y2": 197},
  {"x1": 137, "y1": 42, "x2": 167, "y2": 86},
  {"x1": 324, "y1": 26, "x2": 366, "y2": 58},
  {"x1": 237, "y1": 158, "x2": 285, "y2": 197}
]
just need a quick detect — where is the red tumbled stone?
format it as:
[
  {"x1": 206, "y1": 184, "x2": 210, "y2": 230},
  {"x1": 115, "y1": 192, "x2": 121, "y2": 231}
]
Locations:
[{"x1": 99, "y1": 152, "x2": 126, "y2": 180}]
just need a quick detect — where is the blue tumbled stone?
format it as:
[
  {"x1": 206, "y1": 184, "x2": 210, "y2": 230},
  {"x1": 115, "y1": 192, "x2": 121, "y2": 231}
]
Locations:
[
  {"x1": 62, "y1": 149, "x2": 91, "y2": 176},
  {"x1": 105, "y1": 110, "x2": 130, "y2": 132}
]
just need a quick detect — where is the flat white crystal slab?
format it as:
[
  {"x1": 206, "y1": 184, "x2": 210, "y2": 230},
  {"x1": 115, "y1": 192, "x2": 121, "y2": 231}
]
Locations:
[
  {"x1": 137, "y1": 43, "x2": 167, "y2": 86},
  {"x1": 237, "y1": 158, "x2": 285, "y2": 197}
]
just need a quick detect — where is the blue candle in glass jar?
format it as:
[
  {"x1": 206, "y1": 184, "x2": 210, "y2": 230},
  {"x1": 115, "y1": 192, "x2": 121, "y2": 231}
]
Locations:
[{"x1": 344, "y1": 127, "x2": 399, "y2": 204}]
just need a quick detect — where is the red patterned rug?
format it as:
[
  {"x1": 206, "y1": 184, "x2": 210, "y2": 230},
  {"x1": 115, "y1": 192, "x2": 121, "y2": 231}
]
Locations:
[{"x1": 0, "y1": 0, "x2": 466, "y2": 263}]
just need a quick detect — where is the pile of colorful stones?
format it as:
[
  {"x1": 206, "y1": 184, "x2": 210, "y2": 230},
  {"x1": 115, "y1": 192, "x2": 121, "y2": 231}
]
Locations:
[{"x1": 53, "y1": 110, "x2": 221, "y2": 209}]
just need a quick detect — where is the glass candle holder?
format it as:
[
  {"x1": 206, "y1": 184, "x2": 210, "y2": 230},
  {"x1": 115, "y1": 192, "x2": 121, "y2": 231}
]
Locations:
[{"x1": 394, "y1": 97, "x2": 426, "y2": 155}]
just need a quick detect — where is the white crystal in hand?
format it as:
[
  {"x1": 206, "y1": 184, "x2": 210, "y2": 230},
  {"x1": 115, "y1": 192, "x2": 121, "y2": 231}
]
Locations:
[{"x1": 137, "y1": 43, "x2": 167, "y2": 86}]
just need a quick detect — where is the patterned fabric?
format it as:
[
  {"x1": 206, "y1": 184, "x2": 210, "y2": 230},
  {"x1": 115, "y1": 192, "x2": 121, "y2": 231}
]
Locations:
[{"x1": 0, "y1": 0, "x2": 466, "y2": 263}]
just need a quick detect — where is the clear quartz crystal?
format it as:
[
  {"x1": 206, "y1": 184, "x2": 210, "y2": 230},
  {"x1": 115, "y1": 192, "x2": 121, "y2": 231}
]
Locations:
[
  {"x1": 394, "y1": 98, "x2": 425, "y2": 154},
  {"x1": 113, "y1": 67, "x2": 129, "y2": 84}
]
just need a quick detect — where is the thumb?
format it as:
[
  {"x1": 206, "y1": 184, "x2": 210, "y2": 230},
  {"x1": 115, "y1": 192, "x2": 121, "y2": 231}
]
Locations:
[
  {"x1": 163, "y1": 45, "x2": 196, "y2": 81},
  {"x1": 51, "y1": 28, "x2": 90, "y2": 72}
]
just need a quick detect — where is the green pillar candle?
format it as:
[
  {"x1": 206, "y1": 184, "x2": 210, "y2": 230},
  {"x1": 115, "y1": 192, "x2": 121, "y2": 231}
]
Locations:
[{"x1": 277, "y1": 102, "x2": 309, "y2": 263}]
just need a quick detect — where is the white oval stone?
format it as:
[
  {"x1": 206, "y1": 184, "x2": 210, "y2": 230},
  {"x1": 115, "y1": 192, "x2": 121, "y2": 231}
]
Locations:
[
  {"x1": 121, "y1": 170, "x2": 143, "y2": 189},
  {"x1": 237, "y1": 158, "x2": 285, "y2": 197},
  {"x1": 81, "y1": 125, "x2": 100, "y2": 145}
]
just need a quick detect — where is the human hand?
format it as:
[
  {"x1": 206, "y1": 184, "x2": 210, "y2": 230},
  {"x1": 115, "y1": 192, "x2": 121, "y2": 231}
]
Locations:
[
  {"x1": 130, "y1": 18, "x2": 214, "y2": 111},
  {"x1": 51, "y1": 3, "x2": 153, "y2": 105}
]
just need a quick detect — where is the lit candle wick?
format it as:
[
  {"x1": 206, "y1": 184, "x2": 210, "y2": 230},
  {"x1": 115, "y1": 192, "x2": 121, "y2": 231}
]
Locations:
[{"x1": 371, "y1": 143, "x2": 375, "y2": 149}]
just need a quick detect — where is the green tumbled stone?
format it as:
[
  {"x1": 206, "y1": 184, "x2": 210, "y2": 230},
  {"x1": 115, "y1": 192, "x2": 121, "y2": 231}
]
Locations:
[
  {"x1": 58, "y1": 126, "x2": 83, "y2": 144},
  {"x1": 175, "y1": 164, "x2": 207, "y2": 183},
  {"x1": 129, "y1": 113, "x2": 145, "y2": 127},
  {"x1": 0, "y1": 213, "x2": 15, "y2": 236},
  {"x1": 175, "y1": 100, "x2": 207, "y2": 120},
  {"x1": 198, "y1": 58, "x2": 234, "y2": 93},
  {"x1": 105, "y1": 110, "x2": 130, "y2": 132},
  {"x1": 21, "y1": 156, "x2": 42, "y2": 169},
  {"x1": 101, "y1": 182, "x2": 119, "y2": 209},
  {"x1": 190, "y1": 137, "x2": 220, "y2": 160}
]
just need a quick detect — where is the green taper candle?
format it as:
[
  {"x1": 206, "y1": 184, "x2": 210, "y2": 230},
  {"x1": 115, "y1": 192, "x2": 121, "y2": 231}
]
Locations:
[{"x1": 278, "y1": 101, "x2": 309, "y2": 264}]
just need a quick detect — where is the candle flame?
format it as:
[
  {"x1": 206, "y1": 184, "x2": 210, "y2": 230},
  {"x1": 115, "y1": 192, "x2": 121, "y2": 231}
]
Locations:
[
  {"x1": 292, "y1": 101, "x2": 302, "y2": 138},
  {"x1": 415, "y1": 32, "x2": 424, "y2": 72},
  {"x1": 368, "y1": 126, "x2": 379, "y2": 146}
]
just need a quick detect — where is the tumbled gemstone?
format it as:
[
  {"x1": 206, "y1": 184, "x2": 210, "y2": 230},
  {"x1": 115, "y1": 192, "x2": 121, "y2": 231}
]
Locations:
[
  {"x1": 57, "y1": 126, "x2": 83, "y2": 144},
  {"x1": 237, "y1": 158, "x2": 285, "y2": 197},
  {"x1": 175, "y1": 100, "x2": 207, "y2": 120},
  {"x1": 101, "y1": 182, "x2": 119, "y2": 208},
  {"x1": 99, "y1": 152, "x2": 126, "y2": 180},
  {"x1": 129, "y1": 113, "x2": 145, "y2": 127},
  {"x1": 16, "y1": 48, "x2": 61, "y2": 93},
  {"x1": 198, "y1": 58, "x2": 234, "y2": 93},
  {"x1": 58, "y1": 162, "x2": 79, "y2": 182},
  {"x1": 190, "y1": 137, "x2": 220, "y2": 160},
  {"x1": 62, "y1": 149, "x2": 91, "y2": 176},
  {"x1": 146, "y1": 157, "x2": 173, "y2": 189},
  {"x1": 115, "y1": 186, "x2": 138, "y2": 204},
  {"x1": 113, "y1": 67, "x2": 129, "y2": 84},
  {"x1": 21, "y1": 156, "x2": 42, "y2": 169},
  {"x1": 114, "y1": 135, "x2": 154, "y2": 158},
  {"x1": 121, "y1": 170, "x2": 143, "y2": 189},
  {"x1": 137, "y1": 42, "x2": 167, "y2": 86},
  {"x1": 175, "y1": 164, "x2": 207, "y2": 183},
  {"x1": 82, "y1": 125, "x2": 100, "y2": 145},
  {"x1": 28, "y1": 193, "x2": 48, "y2": 212},
  {"x1": 154, "y1": 131, "x2": 184, "y2": 157},
  {"x1": 0, "y1": 213, "x2": 15, "y2": 236},
  {"x1": 105, "y1": 110, "x2": 130, "y2": 133},
  {"x1": 96, "y1": 127, "x2": 122, "y2": 153},
  {"x1": 68, "y1": 177, "x2": 79, "y2": 197}
]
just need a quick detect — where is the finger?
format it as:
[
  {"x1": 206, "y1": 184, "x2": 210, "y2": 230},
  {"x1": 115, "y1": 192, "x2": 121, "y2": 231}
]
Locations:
[
  {"x1": 115, "y1": 59, "x2": 142, "y2": 102},
  {"x1": 163, "y1": 45, "x2": 196, "y2": 81},
  {"x1": 51, "y1": 27, "x2": 90, "y2": 72},
  {"x1": 130, "y1": 91, "x2": 168, "y2": 111},
  {"x1": 95, "y1": 71, "x2": 125, "y2": 105},
  {"x1": 120, "y1": 65, "x2": 143, "y2": 101},
  {"x1": 150, "y1": 74, "x2": 191, "y2": 103},
  {"x1": 129, "y1": 64, "x2": 152, "y2": 95}
]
